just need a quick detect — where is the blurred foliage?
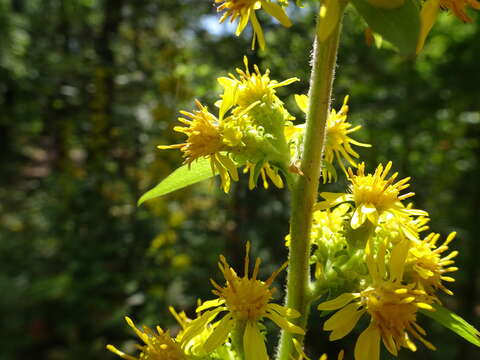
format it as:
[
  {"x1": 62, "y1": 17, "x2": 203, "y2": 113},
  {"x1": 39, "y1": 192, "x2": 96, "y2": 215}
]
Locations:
[{"x1": 0, "y1": 1, "x2": 478, "y2": 359}]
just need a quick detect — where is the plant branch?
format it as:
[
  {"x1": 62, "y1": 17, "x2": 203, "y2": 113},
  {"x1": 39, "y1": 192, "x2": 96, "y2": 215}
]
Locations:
[{"x1": 275, "y1": 6, "x2": 345, "y2": 360}]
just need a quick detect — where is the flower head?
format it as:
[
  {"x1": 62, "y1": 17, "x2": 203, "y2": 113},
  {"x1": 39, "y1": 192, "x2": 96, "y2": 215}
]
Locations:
[
  {"x1": 159, "y1": 100, "x2": 224, "y2": 162},
  {"x1": 295, "y1": 94, "x2": 371, "y2": 183},
  {"x1": 311, "y1": 203, "x2": 350, "y2": 244},
  {"x1": 371, "y1": 204, "x2": 429, "y2": 243},
  {"x1": 215, "y1": 0, "x2": 292, "y2": 49},
  {"x1": 216, "y1": 58, "x2": 297, "y2": 189},
  {"x1": 158, "y1": 100, "x2": 239, "y2": 192},
  {"x1": 181, "y1": 242, "x2": 304, "y2": 360},
  {"x1": 159, "y1": 58, "x2": 296, "y2": 193},
  {"x1": 107, "y1": 317, "x2": 187, "y2": 360},
  {"x1": 220, "y1": 57, "x2": 299, "y2": 111},
  {"x1": 317, "y1": 243, "x2": 436, "y2": 360},
  {"x1": 406, "y1": 231, "x2": 458, "y2": 295},
  {"x1": 318, "y1": 162, "x2": 428, "y2": 237},
  {"x1": 348, "y1": 162, "x2": 412, "y2": 215}
]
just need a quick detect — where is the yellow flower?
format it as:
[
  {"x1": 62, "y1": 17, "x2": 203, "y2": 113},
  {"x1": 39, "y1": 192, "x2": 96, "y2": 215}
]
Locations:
[
  {"x1": 310, "y1": 203, "x2": 350, "y2": 244},
  {"x1": 417, "y1": 0, "x2": 480, "y2": 53},
  {"x1": 406, "y1": 231, "x2": 458, "y2": 296},
  {"x1": 219, "y1": 56, "x2": 299, "y2": 110},
  {"x1": 308, "y1": 204, "x2": 351, "y2": 279},
  {"x1": 317, "y1": 243, "x2": 436, "y2": 360},
  {"x1": 374, "y1": 210, "x2": 430, "y2": 246},
  {"x1": 217, "y1": 58, "x2": 297, "y2": 189},
  {"x1": 106, "y1": 317, "x2": 187, "y2": 360},
  {"x1": 169, "y1": 306, "x2": 218, "y2": 357},
  {"x1": 158, "y1": 100, "x2": 239, "y2": 193},
  {"x1": 295, "y1": 94, "x2": 371, "y2": 183},
  {"x1": 318, "y1": 162, "x2": 428, "y2": 237},
  {"x1": 181, "y1": 242, "x2": 304, "y2": 360},
  {"x1": 159, "y1": 100, "x2": 224, "y2": 161},
  {"x1": 215, "y1": 0, "x2": 292, "y2": 49}
]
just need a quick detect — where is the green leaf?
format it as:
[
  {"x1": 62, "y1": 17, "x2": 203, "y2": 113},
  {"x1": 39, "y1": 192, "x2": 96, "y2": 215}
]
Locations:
[
  {"x1": 420, "y1": 303, "x2": 480, "y2": 347},
  {"x1": 138, "y1": 157, "x2": 216, "y2": 205},
  {"x1": 350, "y1": 0, "x2": 420, "y2": 56}
]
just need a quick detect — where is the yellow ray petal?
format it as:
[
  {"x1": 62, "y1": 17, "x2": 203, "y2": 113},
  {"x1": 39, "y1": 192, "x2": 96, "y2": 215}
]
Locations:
[
  {"x1": 318, "y1": 292, "x2": 360, "y2": 310},
  {"x1": 261, "y1": 0, "x2": 292, "y2": 27},
  {"x1": 417, "y1": 0, "x2": 440, "y2": 54},
  {"x1": 244, "y1": 321, "x2": 268, "y2": 360}
]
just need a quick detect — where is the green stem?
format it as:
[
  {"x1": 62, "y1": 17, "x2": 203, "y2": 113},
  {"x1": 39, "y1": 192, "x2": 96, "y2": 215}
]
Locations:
[
  {"x1": 231, "y1": 320, "x2": 246, "y2": 360},
  {"x1": 275, "y1": 8, "x2": 344, "y2": 360}
]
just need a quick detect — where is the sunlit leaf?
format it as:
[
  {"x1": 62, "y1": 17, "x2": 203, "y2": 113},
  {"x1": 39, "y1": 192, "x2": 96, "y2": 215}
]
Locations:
[
  {"x1": 420, "y1": 304, "x2": 480, "y2": 347},
  {"x1": 138, "y1": 157, "x2": 216, "y2": 205}
]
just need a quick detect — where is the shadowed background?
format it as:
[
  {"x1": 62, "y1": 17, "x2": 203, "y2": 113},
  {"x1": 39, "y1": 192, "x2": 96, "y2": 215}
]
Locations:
[{"x1": 0, "y1": 0, "x2": 479, "y2": 359}]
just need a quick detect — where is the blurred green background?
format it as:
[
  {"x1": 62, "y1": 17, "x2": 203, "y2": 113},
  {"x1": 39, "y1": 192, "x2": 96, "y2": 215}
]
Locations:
[{"x1": 0, "y1": 0, "x2": 479, "y2": 359}]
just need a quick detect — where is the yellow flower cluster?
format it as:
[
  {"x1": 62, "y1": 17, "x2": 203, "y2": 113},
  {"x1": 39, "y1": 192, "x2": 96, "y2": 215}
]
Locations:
[
  {"x1": 107, "y1": 244, "x2": 303, "y2": 360},
  {"x1": 160, "y1": 57, "x2": 298, "y2": 192},
  {"x1": 109, "y1": 1, "x2": 476, "y2": 360},
  {"x1": 314, "y1": 162, "x2": 458, "y2": 360}
]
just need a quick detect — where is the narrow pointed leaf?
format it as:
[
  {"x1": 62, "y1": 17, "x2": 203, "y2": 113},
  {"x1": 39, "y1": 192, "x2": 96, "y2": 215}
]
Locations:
[
  {"x1": 138, "y1": 157, "x2": 215, "y2": 205},
  {"x1": 420, "y1": 304, "x2": 480, "y2": 347},
  {"x1": 350, "y1": 0, "x2": 420, "y2": 56}
]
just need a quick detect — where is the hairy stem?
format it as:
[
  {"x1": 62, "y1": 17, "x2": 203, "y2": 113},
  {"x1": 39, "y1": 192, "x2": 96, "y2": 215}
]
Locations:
[
  {"x1": 275, "y1": 8, "x2": 344, "y2": 360},
  {"x1": 231, "y1": 320, "x2": 246, "y2": 360}
]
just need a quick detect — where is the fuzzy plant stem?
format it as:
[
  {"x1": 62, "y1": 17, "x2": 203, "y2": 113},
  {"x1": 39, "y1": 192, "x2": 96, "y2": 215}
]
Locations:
[
  {"x1": 231, "y1": 320, "x2": 246, "y2": 360},
  {"x1": 275, "y1": 9, "x2": 344, "y2": 360}
]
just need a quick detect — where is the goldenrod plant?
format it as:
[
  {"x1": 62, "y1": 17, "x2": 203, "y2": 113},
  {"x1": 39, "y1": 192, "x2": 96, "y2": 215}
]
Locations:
[{"x1": 109, "y1": 1, "x2": 480, "y2": 360}]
